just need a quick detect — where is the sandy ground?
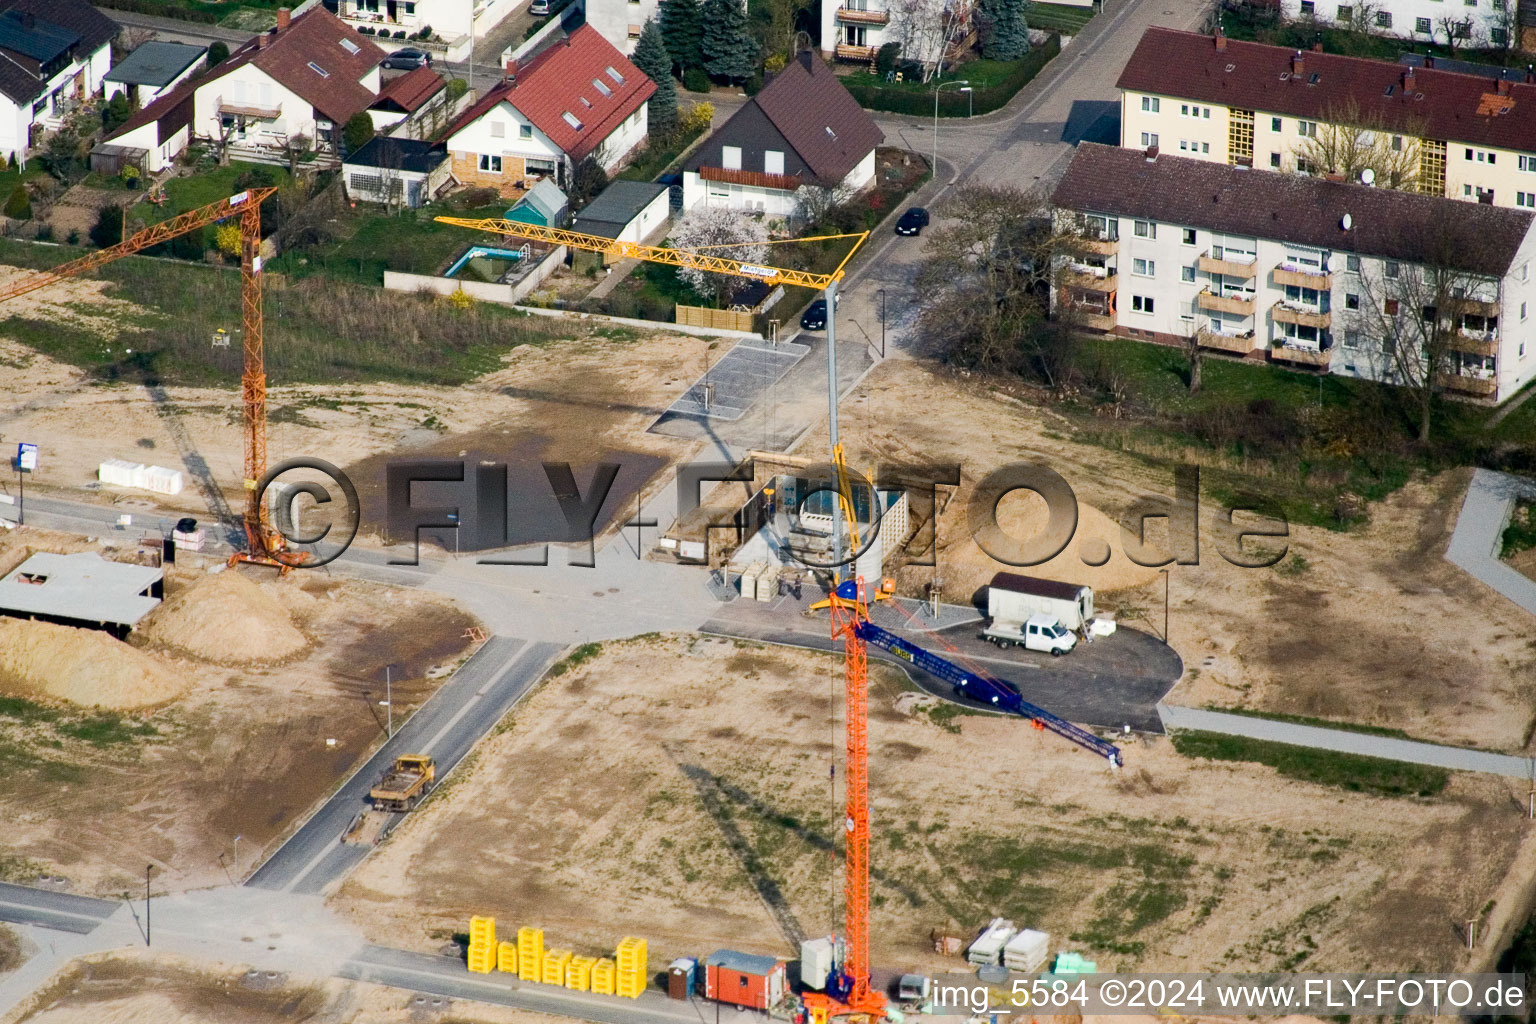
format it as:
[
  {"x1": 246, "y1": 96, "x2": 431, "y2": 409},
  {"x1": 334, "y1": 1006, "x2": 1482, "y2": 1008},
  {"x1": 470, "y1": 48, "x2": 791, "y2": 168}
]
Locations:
[
  {"x1": 8, "y1": 953, "x2": 579, "y2": 1024},
  {"x1": 332, "y1": 634, "x2": 1530, "y2": 977},
  {"x1": 0, "y1": 534, "x2": 478, "y2": 896},
  {"x1": 1510, "y1": 546, "x2": 1536, "y2": 583},
  {"x1": 791, "y1": 361, "x2": 1536, "y2": 751}
]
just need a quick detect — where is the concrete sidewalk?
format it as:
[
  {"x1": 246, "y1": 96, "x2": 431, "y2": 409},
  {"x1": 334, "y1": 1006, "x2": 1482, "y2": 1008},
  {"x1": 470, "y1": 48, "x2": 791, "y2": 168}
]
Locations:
[{"x1": 1446, "y1": 468, "x2": 1536, "y2": 616}]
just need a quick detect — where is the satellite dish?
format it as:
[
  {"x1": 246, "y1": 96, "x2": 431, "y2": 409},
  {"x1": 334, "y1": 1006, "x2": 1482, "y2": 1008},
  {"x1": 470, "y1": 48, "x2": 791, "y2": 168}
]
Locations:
[
  {"x1": 1341, "y1": 213, "x2": 1353, "y2": 230},
  {"x1": 1360, "y1": 168, "x2": 1376, "y2": 185},
  {"x1": 1323, "y1": 254, "x2": 1336, "y2": 272}
]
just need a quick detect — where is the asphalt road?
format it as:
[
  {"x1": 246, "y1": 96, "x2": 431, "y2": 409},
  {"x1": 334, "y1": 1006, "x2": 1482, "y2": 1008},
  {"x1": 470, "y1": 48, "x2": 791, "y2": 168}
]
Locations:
[
  {"x1": 246, "y1": 636, "x2": 562, "y2": 894},
  {"x1": 0, "y1": 884, "x2": 115, "y2": 935}
]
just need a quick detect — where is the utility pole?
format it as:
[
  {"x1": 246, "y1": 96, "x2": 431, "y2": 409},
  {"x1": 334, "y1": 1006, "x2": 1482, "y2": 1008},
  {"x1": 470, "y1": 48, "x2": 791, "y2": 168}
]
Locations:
[
  {"x1": 1161, "y1": 568, "x2": 1170, "y2": 644},
  {"x1": 932, "y1": 80, "x2": 970, "y2": 180},
  {"x1": 145, "y1": 864, "x2": 152, "y2": 946},
  {"x1": 386, "y1": 666, "x2": 393, "y2": 739},
  {"x1": 876, "y1": 288, "x2": 886, "y2": 358}
]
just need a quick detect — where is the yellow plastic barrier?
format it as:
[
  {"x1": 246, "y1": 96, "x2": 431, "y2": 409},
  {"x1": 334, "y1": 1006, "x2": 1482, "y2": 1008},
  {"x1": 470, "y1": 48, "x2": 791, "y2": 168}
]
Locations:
[
  {"x1": 616, "y1": 968, "x2": 645, "y2": 999},
  {"x1": 542, "y1": 948, "x2": 573, "y2": 986},
  {"x1": 469, "y1": 915, "x2": 496, "y2": 949},
  {"x1": 517, "y1": 926, "x2": 544, "y2": 983},
  {"x1": 566, "y1": 954, "x2": 596, "y2": 991},
  {"x1": 497, "y1": 940, "x2": 518, "y2": 974},
  {"x1": 591, "y1": 957, "x2": 616, "y2": 996},
  {"x1": 615, "y1": 936, "x2": 647, "y2": 998},
  {"x1": 467, "y1": 942, "x2": 495, "y2": 974}
]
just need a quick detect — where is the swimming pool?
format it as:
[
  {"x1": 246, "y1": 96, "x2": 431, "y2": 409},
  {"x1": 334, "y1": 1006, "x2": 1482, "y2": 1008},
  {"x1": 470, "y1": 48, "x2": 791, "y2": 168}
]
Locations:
[{"x1": 445, "y1": 245, "x2": 525, "y2": 279}]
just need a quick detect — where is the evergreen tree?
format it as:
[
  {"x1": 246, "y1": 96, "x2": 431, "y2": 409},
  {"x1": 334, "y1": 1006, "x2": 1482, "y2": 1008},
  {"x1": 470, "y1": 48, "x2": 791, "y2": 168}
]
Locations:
[
  {"x1": 659, "y1": 0, "x2": 704, "y2": 72},
  {"x1": 701, "y1": 0, "x2": 757, "y2": 83},
  {"x1": 979, "y1": 0, "x2": 1030, "y2": 60},
  {"x1": 633, "y1": 19, "x2": 678, "y2": 135}
]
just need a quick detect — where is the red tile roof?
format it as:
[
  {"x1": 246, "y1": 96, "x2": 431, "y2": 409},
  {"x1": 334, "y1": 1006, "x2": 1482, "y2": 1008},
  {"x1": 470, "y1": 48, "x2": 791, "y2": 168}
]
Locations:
[
  {"x1": 222, "y1": 7, "x2": 382, "y2": 125},
  {"x1": 372, "y1": 65, "x2": 445, "y2": 113},
  {"x1": 442, "y1": 25, "x2": 654, "y2": 163},
  {"x1": 1118, "y1": 27, "x2": 1536, "y2": 155}
]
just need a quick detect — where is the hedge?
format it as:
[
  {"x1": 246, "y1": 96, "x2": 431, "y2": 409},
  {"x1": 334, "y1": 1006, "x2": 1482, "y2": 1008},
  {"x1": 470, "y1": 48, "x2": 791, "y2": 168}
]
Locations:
[{"x1": 842, "y1": 33, "x2": 1061, "y2": 117}]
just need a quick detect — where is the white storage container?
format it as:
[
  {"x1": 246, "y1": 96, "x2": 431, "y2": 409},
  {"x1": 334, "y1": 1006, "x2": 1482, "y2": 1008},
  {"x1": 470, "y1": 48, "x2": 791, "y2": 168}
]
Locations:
[
  {"x1": 142, "y1": 466, "x2": 184, "y2": 495},
  {"x1": 966, "y1": 918, "x2": 1016, "y2": 966},
  {"x1": 1003, "y1": 928, "x2": 1050, "y2": 972},
  {"x1": 98, "y1": 459, "x2": 144, "y2": 487}
]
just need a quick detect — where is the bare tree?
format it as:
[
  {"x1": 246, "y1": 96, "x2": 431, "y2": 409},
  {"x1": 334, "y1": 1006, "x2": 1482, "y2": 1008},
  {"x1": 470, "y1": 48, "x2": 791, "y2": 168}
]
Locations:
[
  {"x1": 1345, "y1": 205, "x2": 1500, "y2": 442},
  {"x1": 793, "y1": 182, "x2": 856, "y2": 230},
  {"x1": 1296, "y1": 99, "x2": 1422, "y2": 191},
  {"x1": 1435, "y1": 13, "x2": 1475, "y2": 54},
  {"x1": 1183, "y1": 317, "x2": 1203, "y2": 394},
  {"x1": 1484, "y1": 1, "x2": 1516, "y2": 57}
]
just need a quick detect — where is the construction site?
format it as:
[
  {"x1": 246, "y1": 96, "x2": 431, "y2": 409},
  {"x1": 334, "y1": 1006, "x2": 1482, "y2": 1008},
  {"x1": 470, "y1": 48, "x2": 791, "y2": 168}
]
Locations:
[{"x1": 0, "y1": 160, "x2": 1533, "y2": 1024}]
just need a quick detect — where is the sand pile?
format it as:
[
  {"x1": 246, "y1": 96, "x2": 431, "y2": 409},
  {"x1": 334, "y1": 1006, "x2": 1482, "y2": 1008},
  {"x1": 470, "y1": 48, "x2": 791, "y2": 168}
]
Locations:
[
  {"x1": 937, "y1": 489, "x2": 1166, "y2": 600},
  {"x1": 0, "y1": 619, "x2": 186, "y2": 709},
  {"x1": 141, "y1": 569, "x2": 308, "y2": 664}
]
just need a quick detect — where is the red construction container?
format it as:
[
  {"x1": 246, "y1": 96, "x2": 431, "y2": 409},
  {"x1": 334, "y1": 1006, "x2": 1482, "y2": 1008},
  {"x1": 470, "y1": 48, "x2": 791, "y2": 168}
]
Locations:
[{"x1": 703, "y1": 950, "x2": 786, "y2": 1010}]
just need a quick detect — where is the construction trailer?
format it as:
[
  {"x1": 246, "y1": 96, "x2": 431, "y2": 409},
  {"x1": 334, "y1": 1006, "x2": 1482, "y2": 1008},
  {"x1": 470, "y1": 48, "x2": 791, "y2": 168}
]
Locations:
[
  {"x1": 987, "y1": 572, "x2": 1094, "y2": 632},
  {"x1": 702, "y1": 950, "x2": 787, "y2": 1010}
]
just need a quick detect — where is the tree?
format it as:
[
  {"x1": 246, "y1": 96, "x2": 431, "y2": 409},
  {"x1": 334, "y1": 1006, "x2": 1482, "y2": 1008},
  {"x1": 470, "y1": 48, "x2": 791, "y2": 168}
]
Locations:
[
  {"x1": 1296, "y1": 99, "x2": 1421, "y2": 191},
  {"x1": 671, "y1": 205, "x2": 769, "y2": 306},
  {"x1": 568, "y1": 156, "x2": 608, "y2": 208},
  {"x1": 701, "y1": 0, "x2": 758, "y2": 83},
  {"x1": 978, "y1": 0, "x2": 1030, "y2": 59},
  {"x1": 913, "y1": 184, "x2": 1074, "y2": 385},
  {"x1": 214, "y1": 222, "x2": 242, "y2": 258},
  {"x1": 206, "y1": 41, "x2": 229, "y2": 68},
  {"x1": 794, "y1": 182, "x2": 855, "y2": 229},
  {"x1": 1435, "y1": 13, "x2": 1475, "y2": 55},
  {"x1": 342, "y1": 112, "x2": 375, "y2": 156},
  {"x1": 633, "y1": 19, "x2": 679, "y2": 136},
  {"x1": 1183, "y1": 319, "x2": 1203, "y2": 394},
  {"x1": 681, "y1": 100, "x2": 714, "y2": 135},
  {"x1": 41, "y1": 122, "x2": 85, "y2": 183},
  {"x1": 1345, "y1": 205, "x2": 1497, "y2": 442},
  {"x1": 875, "y1": 41, "x2": 901, "y2": 79},
  {"x1": 660, "y1": 0, "x2": 704, "y2": 72},
  {"x1": 90, "y1": 204, "x2": 124, "y2": 249},
  {"x1": 3, "y1": 185, "x2": 30, "y2": 221},
  {"x1": 101, "y1": 93, "x2": 132, "y2": 134}
]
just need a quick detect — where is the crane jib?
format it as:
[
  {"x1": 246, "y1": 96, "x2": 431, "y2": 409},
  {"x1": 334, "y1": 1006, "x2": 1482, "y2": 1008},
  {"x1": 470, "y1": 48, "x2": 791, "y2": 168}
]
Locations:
[{"x1": 853, "y1": 621, "x2": 1122, "y2": 766}]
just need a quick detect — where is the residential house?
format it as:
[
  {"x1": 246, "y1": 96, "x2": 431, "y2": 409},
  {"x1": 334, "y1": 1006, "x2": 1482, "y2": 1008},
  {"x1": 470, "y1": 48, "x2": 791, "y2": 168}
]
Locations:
[
  {"x1": 99, "y1": 79, "x2": 197, "y2": 173},
  {"x1": 0, "y1": 0, "x2": 116, "y2": 163},
  {"x1": 571, "y1": 178, "x2": 668, "y2": 267},
  {"x1": 1118, "y1": 27, "x2": 1536, "y2": 210},
  {"x1": 104, "y1": 42, "x2": 207, "y2": 109},
  {"x1": 1050, "y1": 142, "x2": 1536, "y2": 403},
  {"x1": 815, "y1": 0, "x2": 976, "y2": 67},
  {"x1": 368, "y1": 63, "x2": 449, "y2": 134},
  {"x1": 330, "y1": 0, "x2": 524, "y2": 47},
  {"x1": 1274, "y1": 0, "x2": 1515, "y2": 50},
  {"x1": 440, "y1": 24, "x2": 653, "y2": 197},
  {"x1": 342, "y1": 135, "x2": 450, "y2": 206},
  {"x1": 583, "y1": 0, "x2": 651, "y2": 53},
  {"x1": 682, "y1": 52, "x2": 882, "y2": 221}
]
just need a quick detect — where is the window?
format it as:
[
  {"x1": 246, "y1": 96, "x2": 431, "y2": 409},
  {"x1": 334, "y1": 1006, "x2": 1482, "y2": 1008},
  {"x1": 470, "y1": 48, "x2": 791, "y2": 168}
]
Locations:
[
  {"x1": 519, "y1": 124, "x2": 533, "y2": 139},
  {"x1": 1465, "y1": 184, "x2": 1475, "y2": 196},
  {"x1": 1181, "y1": 103, "x2": 1189, "y2": 115},
  {"x1": 1523, "y1": 301, "x2": 1529, "y2": 321},
  {"x1": 1385, "y1": 260, "x2": 1400, "y2": 279},
  {"x1": 1343, "y1": 329, "x2": 1360, "y2": 349},
  {"x1": 1081, "y1": 214, "x2": 1117, "y2": 241},
  {"x1": 1345, "y1": 292, "x2": 1360, "y2": 309},
  {"x1": 1376, "y1": 9, "x2": 1391, "y2": 25},
  {"x1": 340, "y1": 38, "x2": 361, "y2": 54},
  {"x1": 1298, "y1": 120, "x2": 1317, "y2": 138},
  {"x1": 1521, "y1": 155, "x2": 1536, "y2": 173},
  {"x1": 1519, "y1": 192, "x2": 1536, "y2": 208},
  {"x1": 1300, "y1": 0, "x2": 1314, "y2": 12},
  {"x1": 491, "y1": 120, "x2": 505, "y2": 138},
  {"x1": 1134, "y1": 220, "x2": 1155, "y2": 238},
  {"x1": 1390, "y1": 135, "x2": 1403, "y2": 151},
  {"x1": 1182, "y1": 228, "x2": 1196, "y2": 245},
  {"x1": 1384, "y1": 298, "x2": 1400, "y2": 315},
  {"x1": 1181, "y1": 266, "x2": 1196, "y2": 283},
  {"x1": 1132, "y1": 295, "x2": 1155, "y2": 313},
  {"x1": 1270, "y1": 152, "x2": 1281, "y2": 168},
  {"x1": 606, "y1": 66, "x2": 626, "y2": 84},
  {"x1": 1337, "y1": 3, "x2": 1352, "y2": 19},
  {"x1": 562, "y1": 111, "x2": 584, "y2": 130},
  {"x1": 1493, "y1": 27, "x2": 1508, "y2": 45},
  {"x1": 1416, "y1": 15, "x2": 1431, "y2": 31},
  {"x1": 1132, "y1": 258, "x2": 1155, "y2": 276},
  {"x1": 1142, "y1": 96, "x2": 1160, "y2": 112},
  {"x1": 1140, "y1": 131, "x2": 1159, "y2": 148},
  {"x1": 764, "y1": 149, "x2": 784, "y2": 174},
  {"x1": 1271, "y1": 116, "x2": 1282, "y2": 132},
  {"x1": 1346, "y1": 254, "x2": 1361, "y2": 271},
  {"x1": 722, "y1": 145, "x2": 742, "y2": 170},
  {"x1": 592, "y1": 78, "x2": 612, "y2": 97},
  {"x1": 478, "y1": 154, "x2": 502, "y2": 172},
  {"x1": 307, "y1": 61, "x2": 330, "y2": 78},
  {"x1": 1523, "y1": 263, "x2": 1529, "y2": 281},
  {"x1": 627, "y1": 23, "x2": 641, "y2": 35}
]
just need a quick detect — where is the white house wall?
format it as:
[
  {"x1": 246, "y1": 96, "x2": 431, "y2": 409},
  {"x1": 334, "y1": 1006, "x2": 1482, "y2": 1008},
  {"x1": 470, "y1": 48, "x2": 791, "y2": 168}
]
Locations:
[
  {"x1": 1275, "y1": 0, "x2": 1514, "y2": 46},
  {"x1": 596, "y1": 104, "x2": 647, "y2": 172},
  {"x1": 840, "y1": 148, "x2": 876, "y2": 191},
  {"x1": 681, "y1": 170, "x2": 801, "y2": 218},
  {"x1": 447, "y1": 98, "x2": 564, "y2": 163},
  {"x1": 193, "y1": 65, "x2": 313, "y2": 145},
  {"x1": 585, "y1": 0, "x2": 655, "y2": 53}
]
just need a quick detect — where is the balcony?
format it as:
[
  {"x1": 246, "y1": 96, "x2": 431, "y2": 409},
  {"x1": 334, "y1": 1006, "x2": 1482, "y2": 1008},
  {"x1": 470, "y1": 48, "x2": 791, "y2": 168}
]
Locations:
[
  {"x1": 1080, "y1": 311, "x2": 1116, "y2": 331},
  {"x1": 218, "y1": 95, "x2": 282, "y2": 120},
  {"x1": 1446, "y1": 296, "x2": 1500, "y2": 318},
  {"x1": 1196, "y1": 288, "x2": 1255, "y2": 316},
  {"x1": 1270, "y1": 343, "x2": 1333, "y2": 368},
  {"x1": 1197, "y1": 327, "x2": 1256, "y2": 354},
  {"x1": 1076, "y1": 236, "x2": 1118, "y2": 255},
  {"x1": 1271, "y1": 302, "x2": 1331, "y2": 329},
  {"x1": 1060, "y1": 262, "x2": 1116, "y2": 292},
  {"x1": 833, "y1": 43, "x2": 878, "y2": 61},
  {"x1": 1197, "y1": 252, "x2": 1258, "y2": 279},
  {"x1": 1272, "y1": 264, "x2": 1332, "y2": 289},
  {"x1": 1452, "y1": 329, "x2": 1499, "y2": 357},
  {"x1": 1437, "y1": 371, "x2": 1498, "y2": 396},
  {"x1": 836, "y1": 6, "x2": 890, "y2": 24}
]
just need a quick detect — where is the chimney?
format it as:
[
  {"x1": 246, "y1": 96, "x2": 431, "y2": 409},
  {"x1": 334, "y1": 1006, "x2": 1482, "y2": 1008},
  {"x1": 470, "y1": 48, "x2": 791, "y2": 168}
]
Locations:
[
  {"x1": 1527, "y1": 64, "x2": 1535, "y2": 84},
  {"x1": 505, "y1": 59, "x2": 517, "y2": 82},
  {"x1": 1214, "y1": 27, "x2": 1227, "y2": 51},
  {"x1": 1424, "y1": 55, "x2": 1435, "y2": 69},
  {"x1": 255, "y1": 32, "x2": 269, "y2": 49},
  {"x1": 1498, "y1": 76, "x2": 1514, "y2": 96},
  {"x1": 1145, "y1": 145, "x2": 1159, "y2": 161},
  {"x1": 1291, "y1": 51, "x2": 1305, "y2": 77},
  {"x1": 1312, "y1": 41, "x2": 1323, "y2": 51},
  {"x1": 276, "y1": 7, "x2": 290, "y2": 30},
  {"x1": 1402, "y1": 67, "x2": 1415, "y2": 92}
]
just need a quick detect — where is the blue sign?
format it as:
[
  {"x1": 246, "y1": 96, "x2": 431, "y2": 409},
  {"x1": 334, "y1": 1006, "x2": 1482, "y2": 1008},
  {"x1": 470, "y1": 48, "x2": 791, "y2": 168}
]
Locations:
[{"x1": 16, "y1": 443, "x2": 36, "y2": 472}]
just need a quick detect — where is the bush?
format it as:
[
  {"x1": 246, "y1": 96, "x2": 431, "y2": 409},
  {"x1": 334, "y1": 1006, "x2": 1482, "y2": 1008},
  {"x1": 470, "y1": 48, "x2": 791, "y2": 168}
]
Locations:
[
  {"x1": 101, "y1": 93, "x2": 132, "y2": 134},
  {"x1": 414, "y1": 25, "x2": 433, "y2": 39},
  {"x1": 90, "y1": 204, "x2": 124, "y2": 248},
  {"x1": 680, "y1": 100, "x2": 714, "y2": 133},
  {"x1": 683, "y1": 66, "x2": 711, "y2": 93},
  {"x1": 342, "y1": 112, "x2": 375, "y2": 155},
  {"x1": 874, "y1": 41, "x2": 900, "y2": 79},
  {"x1": 3, "y1": 185, "x2": 31, "y2": 221},
  {"x1": 843, "y1": 35, "x2": 1060, "y2": 115},
  {"x1": 214, "y1": 223, "x2": 242, "y2": 258},
  {"x1": 207, "y1": 41, "x2": 228, "y2": 67},
  {"x1": 66, "y1": 229, "x2": 79, "y2": 246},
  {"x1": 34, "y1": 224, "x2": 52, "y2": 242},
  {"x1": 447, "y1": 77, "x2": 469, "y2": 100}
]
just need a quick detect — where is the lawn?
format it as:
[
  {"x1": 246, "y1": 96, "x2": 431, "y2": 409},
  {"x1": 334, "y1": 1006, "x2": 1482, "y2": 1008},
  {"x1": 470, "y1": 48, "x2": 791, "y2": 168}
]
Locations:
[
  {"x1": 1221, "y1": 4, "x2": 1523, "y2": 68},
  {"x1": 839, "y1": 35, "x2": 1061, "y2": 116},
  {"x1": 1502, "y1": 499, "x2": 1536, "y2": 558},
  {"x1": 271, "y1": 202, "x2": 511, "y2": 285},
  {"x1": 619, "y1": 122, "x2": 708, "y2": 183},
  {"x1": 93, "y1": 0, "x2": 282, "y2": 28},
  {"x1": 1170, "y1": 730, "x2": 1450, "y2": 798},
  {"x1": 129, "y1": 162, "x2": 292, "y2": 226},
  {"x1": 1028, "y1": 2, "x2": 1095, "y2": 34}
]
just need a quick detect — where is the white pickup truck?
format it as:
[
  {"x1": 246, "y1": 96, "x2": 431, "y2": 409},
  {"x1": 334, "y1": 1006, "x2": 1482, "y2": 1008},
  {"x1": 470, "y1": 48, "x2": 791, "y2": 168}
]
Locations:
[{"x1": 981, "y1": 613, "x2": 1076, "y2": 656}]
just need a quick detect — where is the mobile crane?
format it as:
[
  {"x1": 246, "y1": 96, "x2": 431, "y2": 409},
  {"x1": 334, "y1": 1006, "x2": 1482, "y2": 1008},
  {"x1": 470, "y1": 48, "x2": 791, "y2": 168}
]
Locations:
[{"x1": 0, "y1": 186, "x2": 292, "y2": 568}]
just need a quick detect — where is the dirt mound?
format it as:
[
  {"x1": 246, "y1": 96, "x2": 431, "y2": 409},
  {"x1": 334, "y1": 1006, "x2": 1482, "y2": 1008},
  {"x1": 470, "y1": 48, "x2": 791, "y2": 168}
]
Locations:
[
  {"x1": 142, "y1": 569, "x2": 307, "y2": 664},
  {"x1": 0, "y1": 618, "x2": 185, "y2": 709}
]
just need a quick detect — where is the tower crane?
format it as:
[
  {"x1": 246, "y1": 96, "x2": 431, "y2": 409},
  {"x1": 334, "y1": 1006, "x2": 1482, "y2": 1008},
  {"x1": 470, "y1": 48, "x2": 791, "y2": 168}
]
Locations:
[{"x1": 0, "y1": 187, "x2": 291, "y2": 568}]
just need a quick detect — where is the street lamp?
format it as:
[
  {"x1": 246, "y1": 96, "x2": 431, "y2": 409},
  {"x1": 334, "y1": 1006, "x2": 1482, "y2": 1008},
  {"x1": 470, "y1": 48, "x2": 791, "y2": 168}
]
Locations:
[
  {"x1": 145, "y1": 864, "x2": 153, "y2": 946},
  {"x1": 933, "y1": 80, "x2": 971, "y2": 180},
  {"x1": 876, "y1": 288, "x2": 886, "y2": 357},
  {"x1": 1160, "y1": 568, "x2": 1171, "y2": 644}
]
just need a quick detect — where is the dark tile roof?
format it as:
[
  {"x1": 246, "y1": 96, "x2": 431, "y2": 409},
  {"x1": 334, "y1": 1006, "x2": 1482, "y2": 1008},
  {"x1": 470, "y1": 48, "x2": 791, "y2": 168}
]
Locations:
[
  {"x1": 224, "y1": 7, "x2": 383, "y2": 125},
  {"x1": 752, "y1": 52, "x2": 882, "y2": 181},
  {"x1": 1051, "y1": 143, "x2": 1533, "y2": 278},
  {"x1": 1398, "y1": 52, "x2": 1530, "y2": 85},
  {"x1": 105, "y1": 41, "x2": 207, "y2": 88},
  {"x1": 0, "y1": 10, "x2": 76, "y2": 64},
  {"x1": 989, "y1": 572, "x2": 1090, "y2": 602},
  {"x1": 572, "y1": 179, "x2": 667, "y2": 235},
  {"x1": 441, "y1": 25, "x2": 653, "y2": 163},
  {"x1": 0, "y1": 0, "x2": 115, "y2": 105},
  {"x1": 343, "y1": 135, "x2": 447, "y2": 173},
  {"x1": 1117, "y1": 27, "x2": 1536, "y2": 155},
  {"x1": 371, "y1": 65, "x2": 444, "y2": 113}
]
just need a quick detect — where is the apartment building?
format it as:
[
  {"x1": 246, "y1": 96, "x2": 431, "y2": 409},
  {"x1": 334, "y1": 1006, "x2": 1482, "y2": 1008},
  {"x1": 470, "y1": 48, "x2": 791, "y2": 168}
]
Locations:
[
  {"x1": 1118, "y1": 27, "x2": 1536, "y2": 210},
  {"x1": 1051, "y1": 143, "x2": 1536, "y2": 403},
  {"x1": 1274, "y1": 0, "x2": 1516, "y2": 49}
]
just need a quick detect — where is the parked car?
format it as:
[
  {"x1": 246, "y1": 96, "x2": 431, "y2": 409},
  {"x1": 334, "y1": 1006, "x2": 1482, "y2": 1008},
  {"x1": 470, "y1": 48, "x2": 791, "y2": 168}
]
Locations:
[
  {"x1": 799, "y1": 293, "x2": 839, "y2": 331},
  {"x1": 895, "y1": 206, "x2": 929, "y2": 236},
  {"x1": 381, "y1": 48, "x2": 431, "y2": 70},
  {"x1": 529, "y1": 0, "x2": 552, "y2": 15}
]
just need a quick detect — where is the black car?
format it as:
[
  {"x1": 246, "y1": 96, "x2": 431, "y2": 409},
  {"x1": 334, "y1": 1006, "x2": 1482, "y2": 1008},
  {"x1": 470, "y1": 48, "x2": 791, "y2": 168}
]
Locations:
[
  {"x1": 895, "y1": 206, "x2": 929, "y2": 236},
  {"x1": 381, "y1": 48, "x2": 431, "y2": 70},
  {"x1": 800, "y1": 293, "x2": 840, "y2": 331}
]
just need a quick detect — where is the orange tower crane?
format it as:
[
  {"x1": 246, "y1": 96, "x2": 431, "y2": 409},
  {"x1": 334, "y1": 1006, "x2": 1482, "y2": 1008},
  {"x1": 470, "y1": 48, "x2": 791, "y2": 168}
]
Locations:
[{"x1": 0, "y1": 187, "x2": 288, "y2": 567}]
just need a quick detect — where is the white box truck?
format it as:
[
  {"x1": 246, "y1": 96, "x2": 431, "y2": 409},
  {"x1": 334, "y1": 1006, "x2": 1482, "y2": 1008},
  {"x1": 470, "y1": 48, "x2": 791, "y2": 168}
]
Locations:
[{"x1": 986, "y1": 573, "x2": 1093, "y2": 630}]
